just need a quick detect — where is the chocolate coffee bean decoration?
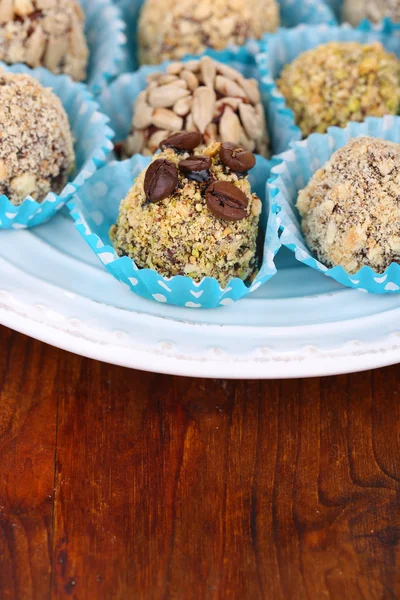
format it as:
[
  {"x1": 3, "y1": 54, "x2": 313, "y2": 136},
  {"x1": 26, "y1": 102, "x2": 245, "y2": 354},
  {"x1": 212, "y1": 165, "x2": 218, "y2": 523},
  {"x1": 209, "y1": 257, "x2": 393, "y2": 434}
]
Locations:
[
  {"x1": 179, "y1": 155, "x2": 212, "y2": 182},
  {"x1": 219, "y1": 142, "x2": 256, "y2": 173},
  {"x1": 144, "y1": 159, "x2": 178, "y2": 203},
  {"x1": 179, "y1": 156, "x2": 211, "y2": 173},
  {"x1": 160, "y1": 132, "x2": 203, "y2": 152},
  {"x1": 206, "y1": 181, "x2": 248, "y2": 221}
]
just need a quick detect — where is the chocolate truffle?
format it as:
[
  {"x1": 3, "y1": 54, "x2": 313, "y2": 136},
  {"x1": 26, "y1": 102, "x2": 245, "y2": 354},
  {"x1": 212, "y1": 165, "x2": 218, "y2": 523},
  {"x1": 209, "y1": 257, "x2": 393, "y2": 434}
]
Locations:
[
  {"x1": 0, "y1": 0, "x2": 89, "y2": 81},
  {"x1": 122, "y1": 56, "x2": 269, "y2": 158},
  {"x1": 138, "y1": 0, "x2": 279, "y2": 65},
  {"x1": 0, "y1": 71, "x2": 75, "y2": 205},
  {"x1": 297, "y1": 136, "x2": 400, "y2": 274},
  {"x1": 278, "y1": 42, "x2": 400, "y2": 136},
  {"x1": 343, "y1": 0, "x2": 400, "y2": 25},
  {"x1": 110, "y1": 136, "x2": 262, "y2": 286}
]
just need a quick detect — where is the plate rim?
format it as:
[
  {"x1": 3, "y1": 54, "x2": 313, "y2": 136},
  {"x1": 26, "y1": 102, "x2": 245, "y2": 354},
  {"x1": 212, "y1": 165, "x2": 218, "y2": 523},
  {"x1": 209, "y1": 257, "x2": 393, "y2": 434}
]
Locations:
[{"x1": 1, "y1": 293, "x2": 399, "y2": 379}]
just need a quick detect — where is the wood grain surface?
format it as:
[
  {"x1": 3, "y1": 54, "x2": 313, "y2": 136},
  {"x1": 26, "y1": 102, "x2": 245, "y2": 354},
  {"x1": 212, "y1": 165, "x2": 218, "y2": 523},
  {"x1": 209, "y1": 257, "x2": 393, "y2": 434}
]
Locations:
[{"x1": 0, "y1": 325, "x2": 399, "y2": 600}]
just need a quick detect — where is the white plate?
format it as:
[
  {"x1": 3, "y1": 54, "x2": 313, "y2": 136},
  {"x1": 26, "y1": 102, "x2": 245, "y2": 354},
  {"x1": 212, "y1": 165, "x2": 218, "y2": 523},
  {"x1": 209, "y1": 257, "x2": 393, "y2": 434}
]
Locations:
[{"x1": 1, "y1": 211, "x2": 400, "y2": 378}]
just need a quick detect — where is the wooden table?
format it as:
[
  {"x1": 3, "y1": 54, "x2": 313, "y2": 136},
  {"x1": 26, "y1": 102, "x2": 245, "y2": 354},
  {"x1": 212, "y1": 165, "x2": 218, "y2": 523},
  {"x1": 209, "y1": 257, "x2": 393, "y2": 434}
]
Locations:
[{"x1": 0, "y1": 325, "x2": 399, "y2": 600}]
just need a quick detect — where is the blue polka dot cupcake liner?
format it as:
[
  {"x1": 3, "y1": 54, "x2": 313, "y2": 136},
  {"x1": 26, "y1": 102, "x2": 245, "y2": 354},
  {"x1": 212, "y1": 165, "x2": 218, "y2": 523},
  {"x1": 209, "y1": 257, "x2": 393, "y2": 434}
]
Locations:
[
  {"x1": 114, "y1": 0, "x2": 335, "y2": 73},
  {"x1": 0, "y1": 63, "x2": 114, "y2": 230},
  {"x1": 81, "y1": 0, "x2": 127, "y2": 95},
  {"x1": 257, "y1": 22, "x2": 400, "y2": 154},
  {"x1": 268, "y1": 116, "x2": 400, "y2": 294},
  {"x1": 68, "y1": 155, "x2": 281, "y2": 309},
  {"x1": 98, "y1": 46, "x2": 267, "y2": 152}
]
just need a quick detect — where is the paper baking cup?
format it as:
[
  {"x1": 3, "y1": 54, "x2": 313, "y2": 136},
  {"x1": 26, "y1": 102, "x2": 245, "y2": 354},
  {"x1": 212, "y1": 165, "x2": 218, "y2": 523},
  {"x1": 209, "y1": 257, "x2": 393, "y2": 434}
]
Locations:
[
  {"x1": 115, "y1": 0, "x2": 335, "y2": 72},
  {"x1": 68, "y1": 155, "x2": 280, "y2": 309},
  {"x1": 257, "y1": 22, "x2": 400, "y2": 154},
  {"x1": 0, "y1": 63, "x2": 114, "y2": 229},
  {"x1": 322, "y1": 0, "x2": 342, "y2": 20},
  {"x1": 269, "y1": 116, "x2": 400, "y2": 294},
  {"x1": 81, "y1": 0, "x2": 127, "y2": 95},
  {"x1": 98, "y1": 47, "x2": 265, "y2": 149}
]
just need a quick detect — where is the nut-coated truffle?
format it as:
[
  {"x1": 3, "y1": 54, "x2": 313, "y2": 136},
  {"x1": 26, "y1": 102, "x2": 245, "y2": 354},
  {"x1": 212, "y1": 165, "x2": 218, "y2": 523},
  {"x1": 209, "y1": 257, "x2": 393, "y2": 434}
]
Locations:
[
  {"x1": 278, "y1": 41, "x2": 400, "y2": 136},
  {"x1": 0, "y1": 71, "x2": 75, "y2": 205},
  {"x1": 297, "y1": 136, "x2": 400, "y2": 274},
  {"x1": 343, "y1": 0, "x2": 400, "y2": 25},
  {"x1": 0, "y1": 0, "x2": 89, "y2": 81},
  {"x1": 138, "y1": 0, "x2": 279, "y2": 65},
  {"x1": 110, "y1": 138, "x2": 262, "y2": 286},
  {"x1": 122, "y1": 56, "x2": 269, "y2": 158}
]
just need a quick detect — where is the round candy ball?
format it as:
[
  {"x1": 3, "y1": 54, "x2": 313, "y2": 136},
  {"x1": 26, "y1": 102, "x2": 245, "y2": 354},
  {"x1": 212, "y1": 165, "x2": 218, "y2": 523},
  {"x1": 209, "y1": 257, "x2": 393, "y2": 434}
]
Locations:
[
  {"x1": 278, "y1": 41, "x2": 400, "y2": 137},
  {"x1": 343, "y1": 0, "x2": 400, "y2": 25},
  {"x1": 122, "y1": 56, "x2": 269, "y2": 158},
  {"x1": 0, "y1": 0, "x2": 89, "y2": 81},
  {"x1": 138, "y1": 0, "x2": 279, "y2": 65},
  {"x1": 297, "y1": 136, "x2": 400, "y2": 274},
  {"x1": 0, "y1": 71, "x2": 75, "y2": 205},
  {"x1": 110, "y1": 135, "x2": 262, "y2": 287}
]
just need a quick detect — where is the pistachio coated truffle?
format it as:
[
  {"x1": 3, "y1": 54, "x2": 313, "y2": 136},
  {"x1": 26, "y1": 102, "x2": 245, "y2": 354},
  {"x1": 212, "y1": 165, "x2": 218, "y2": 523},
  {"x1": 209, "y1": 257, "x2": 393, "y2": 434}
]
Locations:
[
  {"x1": 110, "y1": 134, "x2": 262, "y2": 286},
  {"x1": 138, "y1": 0, "x2": 279, "y2": 65},
  {"x1": 122, "y1": 56, "x2": 269, "y2": 159},
  {"x1": 0, "y1": 0, "x2": 89, "y2": 81},
  {"x1": 0, "y1": 71, "x2": 75, "y2": 205},
  {"x1": 343, "y1": 0, "x2": 400, "y2": 25},
  {"x1": 297, "y1": 136, "x2": 400, "y2": 274},
  {"x1": 278, "y1": 42, "x2": 400, "y2": 136}
]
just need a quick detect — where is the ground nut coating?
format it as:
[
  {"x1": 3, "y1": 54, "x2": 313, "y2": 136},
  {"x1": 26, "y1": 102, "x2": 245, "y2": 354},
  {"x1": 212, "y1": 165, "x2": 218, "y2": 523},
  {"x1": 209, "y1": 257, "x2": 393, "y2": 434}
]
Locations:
[
  {"x1": 0, "y1": 72, "x2": 75, "y2": 205},
  {"x1": 0, "y1": 0, "x2": 89, "y2": 81},
  {"x1": 343, "y1": 0, "x2": 400, "y2": 25},
  {"x1": 123, "y1": 57, "x2": 269, "y2": 158},
  {"x1": 297, "y1": 137, "x2": 400, "y2": 274},
  {"x1": 278, "y1": 42, "x2": 400, "y2": 137},
  {"x1": 138, "y1": 0, "x2": 279, "y2": 65},
  {"x1": 110, "y1": 141, "x2": 262, "y2": 286}
]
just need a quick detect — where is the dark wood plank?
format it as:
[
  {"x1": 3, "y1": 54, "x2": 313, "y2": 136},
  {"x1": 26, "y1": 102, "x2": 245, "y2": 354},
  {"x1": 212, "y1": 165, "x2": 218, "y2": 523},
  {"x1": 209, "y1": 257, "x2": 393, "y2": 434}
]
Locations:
[
  {"x1": 0, "y1": 326, "x2": 399, "y2": 599},
  {"x1": 0, "y1": 327, "x2": 58, "y2": 599}
]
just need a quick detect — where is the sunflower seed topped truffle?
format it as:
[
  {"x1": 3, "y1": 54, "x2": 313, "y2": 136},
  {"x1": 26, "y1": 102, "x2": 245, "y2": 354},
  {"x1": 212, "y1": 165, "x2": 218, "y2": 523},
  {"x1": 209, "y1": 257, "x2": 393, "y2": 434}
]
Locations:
[
  {"x1": 138, "y1": 0, "x2": 279, "y2": 65},
  {"x1": 343, "y1": 0, "x2": 400, "y2": 25},
  {"x1": 0, "y1": 71, "x2": 75, "y2": 205},
  {"x1": 297, "y1": 136, "x2": 400, "y2": 274},
  {"x1": 0, "y1": 0, "x2": 89, "y2": 81},
  {"x1": 122, "y1": 56, "x2": 269, "y2": 159},
  {"x1": 110, "y1": 134, "x2": 262, "y2": 286},
  {"x1": 278, "y1": 42, "x2": 400, "y2": 136}
]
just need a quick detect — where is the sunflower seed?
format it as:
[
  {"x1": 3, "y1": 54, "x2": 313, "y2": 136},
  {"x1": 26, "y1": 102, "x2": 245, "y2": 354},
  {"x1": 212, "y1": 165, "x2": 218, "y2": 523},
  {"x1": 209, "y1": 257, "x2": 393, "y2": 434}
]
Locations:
[
  {"x1": 133, "y1": 91, "x2": 153, "y2": 129},
  {"x1": 152, "y1": 107, "x2": 183, "y2": 131},
  {"x1": 148, "y1": 129, "x2": 170, "y2": 152},
  {"x1": 166, "y1": 62, "x2": 183, "y2": 75},
  {"x1": 180, "y1": 69, "x2": 199, "y2": 91},
  {"x1": 219, "y1": 106, "x2": 241, "y2": 144},
  {"x1": 173, "y1": 96, "x2": 192, "y2": 116},
  {"x1": 125, "y1": 130, "x2": 145, "y2": 156},
  {"x1": 239, "y1": 103, "x2": 260, "y2": 140},
  {"x1": 239, "y1": 78, "x2": 260, "y2": 105},
  {"x1": 200, "y1": 55, "x2": 216, "y2": 88},
  {"x1": 215, "y1": 75, "x2": 246, "y2": 99},
  {"x1": 148, "y1": 82, "x2": 190, "y2": 108},
  {"x1": 192, "y1": 86, "x2": 216, "y2": 133},
  {"x1": 25, "y1": 25, "x2": 46, "y2": 66}
]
